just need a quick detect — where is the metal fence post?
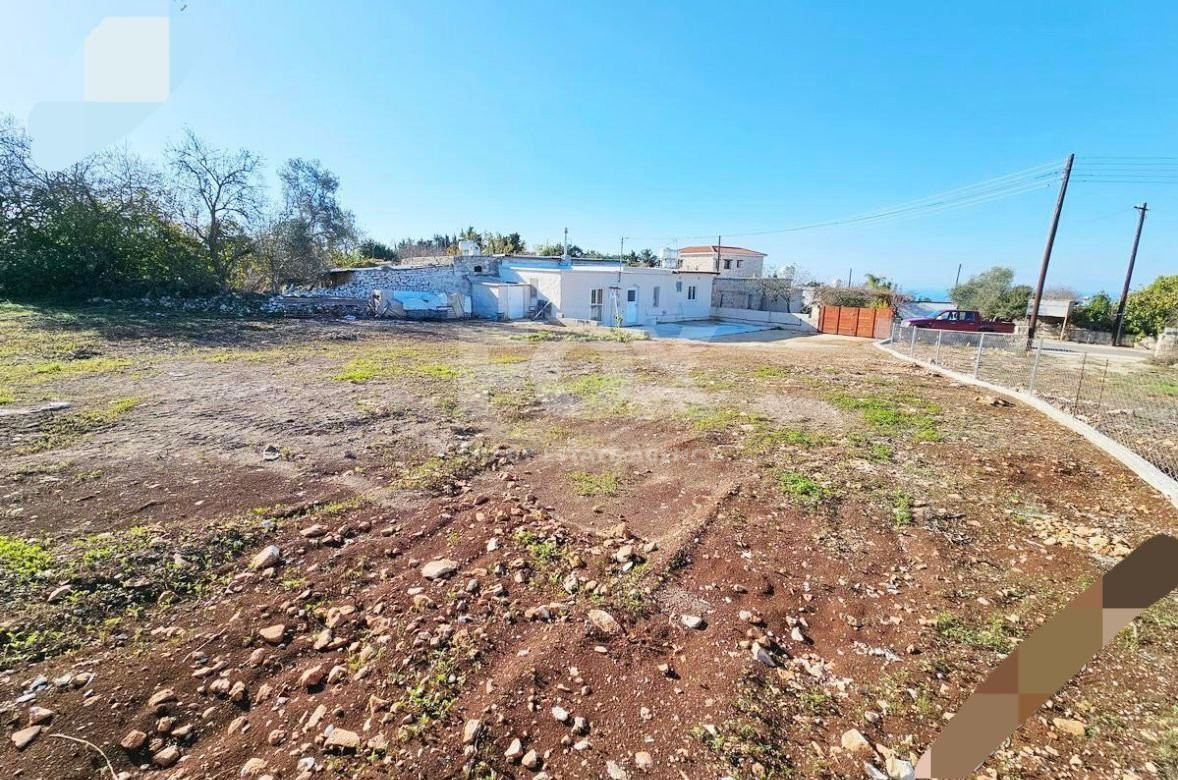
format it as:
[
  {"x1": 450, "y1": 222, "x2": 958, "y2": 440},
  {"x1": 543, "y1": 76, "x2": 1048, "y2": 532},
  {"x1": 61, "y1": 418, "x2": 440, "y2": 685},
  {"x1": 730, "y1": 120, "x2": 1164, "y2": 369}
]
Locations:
[
  {"x1": 1072, "y1": 352, "x2": 1088, "y2": 413},
  {"x1": 934, "y1": 330, "x2": 943, "y2": 364},
  {"x1": 1028, "y1": 339, "x2": 1043, "y2": 395},
  {"x1": 973, "y1": 332, "x2": 985, "y2": 377},
  {"x1": 909, "y1": 326, "x2": 917, "y2": 355}
]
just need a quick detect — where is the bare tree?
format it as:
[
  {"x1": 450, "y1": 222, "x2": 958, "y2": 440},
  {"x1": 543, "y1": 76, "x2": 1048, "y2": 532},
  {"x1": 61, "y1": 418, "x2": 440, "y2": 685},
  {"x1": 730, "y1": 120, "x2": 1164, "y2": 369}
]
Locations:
[{"x1": 167, "y1": 128, "x2": 263, "y2": 288}]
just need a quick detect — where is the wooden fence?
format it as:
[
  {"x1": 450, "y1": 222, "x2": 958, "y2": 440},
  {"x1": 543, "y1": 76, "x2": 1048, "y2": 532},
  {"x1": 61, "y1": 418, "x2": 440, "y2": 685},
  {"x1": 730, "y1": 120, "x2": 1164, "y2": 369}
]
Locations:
[{"x1": 818, "y1": 306, "x2": 893, "y2": 339}]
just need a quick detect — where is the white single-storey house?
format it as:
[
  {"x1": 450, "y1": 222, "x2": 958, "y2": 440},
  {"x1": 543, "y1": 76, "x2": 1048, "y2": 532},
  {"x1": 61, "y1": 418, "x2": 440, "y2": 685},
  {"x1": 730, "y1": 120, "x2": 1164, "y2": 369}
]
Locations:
[
  {"x1": 677, "y1": 245, "x2": 766, "y2": 278},
  {"x1": 494, "y1": 257, "x2": 715, "y2": 326},
  {"x1": 296, "y1": 253, "x2": 716, "y2": 326}
]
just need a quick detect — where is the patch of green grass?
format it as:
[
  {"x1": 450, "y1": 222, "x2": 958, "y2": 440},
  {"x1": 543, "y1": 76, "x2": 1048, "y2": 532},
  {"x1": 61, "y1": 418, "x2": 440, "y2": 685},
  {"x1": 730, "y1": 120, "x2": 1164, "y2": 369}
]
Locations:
[
  {"x1": 1153, "y1": 707, "x2": 1178, "y2": 779},
  {"x1": 333, "y1": 357, "x2": 385, "y2": 382},
  {"x1": 0, "y1": 389, "x2": 13, "y2": 405},
  {"x1": 1144, "y1": 377, "x2": 1178, "y2": 398},
  {"x1": 0, "y1": 536, "x2": 52, "y2": 579},
  {"x1": 750, "y1": 365, "x2": 790, "y2": 379},
  {"x1": 747, "y1": 426, "x2": 825, "y2": 453},
  {"x1": 563, "y1": 372, "x2": 624, "y2": 399},
  {"x1": 0, "y1": 355, "x2": 132, "y2": 388},
  {"x1": 21, "y1": 396, "x2": 144, "y2": 453},
  {"x1": 891, "y1": 491, "x2": 914, "y2": 526},
  {"x1": 568, "y1": 470, "x2": 621, "y2": 497},
  {"x1": 932, "y1": 612, "x2": 1015, "y2": 653},
  {"x1": 2, "y1": 518, "x2": 267, "y2": 665},
  {"x1": 869, "y1": 442, "x2": 895, "y2": 461},
  {"x1": 776, "y1": 470, "x2": 832, "y2": 506},
  {"x1": 414, "y1": 363, "x2": 463, "y2": 380},
  {"x1": 399, "y1": 450, "x2": 497, "y2": 493},
  {"x1": 487, "y1": 350, "x2": 530, "y2": 365},
  {"x1": 681, "y1": 404, "x2": 745, "y2": 432},
  {"x1": 513, "y1": 328, "x2": 647, "y2": 343},
  {"x1": 512, "y1": 529, "x2": 564, "y2": 566},
  {"x1": 828, "y1": 391, "x2": 941, "y2": 441}
]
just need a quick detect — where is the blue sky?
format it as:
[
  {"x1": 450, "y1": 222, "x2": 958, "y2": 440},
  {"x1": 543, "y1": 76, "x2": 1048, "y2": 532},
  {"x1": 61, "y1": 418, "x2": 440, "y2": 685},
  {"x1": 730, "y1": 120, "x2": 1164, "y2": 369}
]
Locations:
[{"x1": 2, "y1": 0, "x2": 1176, "y2": 295}]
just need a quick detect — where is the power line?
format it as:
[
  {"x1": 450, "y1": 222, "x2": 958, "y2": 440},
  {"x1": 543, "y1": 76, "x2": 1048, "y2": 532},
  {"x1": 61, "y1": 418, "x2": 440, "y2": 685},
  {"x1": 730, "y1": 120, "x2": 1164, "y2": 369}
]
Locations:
[{"x1": 625, "y1": 160, "x2": 1063, "y2": 243}]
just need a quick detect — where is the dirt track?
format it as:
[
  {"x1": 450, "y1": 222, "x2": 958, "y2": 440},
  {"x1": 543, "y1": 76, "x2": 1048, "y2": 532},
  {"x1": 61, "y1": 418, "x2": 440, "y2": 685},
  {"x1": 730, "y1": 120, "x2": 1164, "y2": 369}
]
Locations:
[{"x1": 1, "y1": 305, "x2": 1176, "y2": 779}]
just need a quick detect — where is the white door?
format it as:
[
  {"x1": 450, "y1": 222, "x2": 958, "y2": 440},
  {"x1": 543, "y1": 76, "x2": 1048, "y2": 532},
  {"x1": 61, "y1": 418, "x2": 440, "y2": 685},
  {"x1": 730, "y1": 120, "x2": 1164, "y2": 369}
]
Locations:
[
  {"x1": 506, "y1": 287, "x2": 526, "y2": 319},
  {"x1": 624, "y1": 287, "x2": 639, "y2": 325}
]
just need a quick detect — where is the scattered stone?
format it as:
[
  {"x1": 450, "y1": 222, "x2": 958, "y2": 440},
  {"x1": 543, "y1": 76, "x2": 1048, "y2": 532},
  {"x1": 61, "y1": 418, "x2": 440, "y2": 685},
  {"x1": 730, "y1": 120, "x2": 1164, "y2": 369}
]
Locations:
[
  {"x1": 153, "y1": 745, "x2": 181, "y2": 768},
  {"x1": 300, "y1": 664, "x2": 326, "y2": 689},
  {"x1": 121, "y1": 729, "x2": 148, "y2": 751},
  {"x1": 1053, "y1": 717, "x2": 1087, "y2": 738},
  {"x1": 680, "y1": 614, "x2": 705, "y2": 630},
  {"x1": 505, "y1": 737, "x2": 523, "y2": 760},
  {"x1": 240, "y1": 757, "x2": 267, "y2": 776},
  {"x1": 634, "y1": 751, "x2": 653, "y2": 772},
  {"x1": 886, "y1": 755, "x2": 916, "y2": 780},
  {"x1": 27, "y1": 706, "x2": 55, "y2": 725},
  {"x1": 11, "y1": 725, "x2": 41, "y2": 750},
  {"x1": 267, "y1": 729, "x2": 287, "y2": 746},
  {"x1": 551, "y1": 705, "x2": 569, "y2": 723},
  {"x1": 751, "y1": 642, "x2": 776, "y2": 667},
  {"x1": 148, "y1": 688, "x2": 177, "y2": 707},
  {"x1": 463, "y1": 719, "x2": 483, "y2": 744},
  {"x1": 421, "y1": 558, "x2": 459, "y2": 580},
  {"x1": 47, "y1": 585, "x2": 72, "y2": 603},
  {"x1": 606, "y1": 759, "x2": 630, "y2": 779},
  {"x1": 325, "y1": 727, "x2": 361, "y2": 752},
  {"x1": 588, "y1": 608, "x2": 622, "y2": 635},
  {"x1": 249, "y1": 545, "x2": 281, "y2": 570},
  {"x1": 521, "y1": 748, "x2": 541, "y2": 770},
  {"x1": 841, "y1": 728, "x2": 873, "y2": 753}
]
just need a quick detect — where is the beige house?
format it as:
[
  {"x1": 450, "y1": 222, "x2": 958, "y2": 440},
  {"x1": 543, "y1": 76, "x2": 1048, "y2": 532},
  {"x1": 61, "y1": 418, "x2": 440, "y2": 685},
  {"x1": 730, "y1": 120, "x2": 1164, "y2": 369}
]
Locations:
[{"x1": 676, "y1": 245, "x2": 766, "y2": 278}]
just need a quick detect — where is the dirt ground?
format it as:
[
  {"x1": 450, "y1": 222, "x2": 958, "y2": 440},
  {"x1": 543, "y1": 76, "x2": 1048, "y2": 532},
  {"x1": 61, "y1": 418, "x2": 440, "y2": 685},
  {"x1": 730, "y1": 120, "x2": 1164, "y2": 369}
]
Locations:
[{"x1": 1, "y1": 303, "x2": 1176, "y2": 780}]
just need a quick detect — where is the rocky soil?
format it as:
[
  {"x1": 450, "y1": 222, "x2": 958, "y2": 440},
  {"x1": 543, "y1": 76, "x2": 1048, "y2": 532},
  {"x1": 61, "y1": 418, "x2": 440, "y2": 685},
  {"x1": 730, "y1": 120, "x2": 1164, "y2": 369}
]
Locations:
[{"x1": 0, "y1": 304, "x2": 1176, "y2": 779}]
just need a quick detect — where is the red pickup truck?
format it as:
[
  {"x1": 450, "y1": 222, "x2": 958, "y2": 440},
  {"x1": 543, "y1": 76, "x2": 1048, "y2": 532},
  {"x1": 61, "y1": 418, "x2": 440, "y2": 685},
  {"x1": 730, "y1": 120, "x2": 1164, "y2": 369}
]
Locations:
[{"x1": 902, "y1": 309, "x2": 1015, "y2": 333}]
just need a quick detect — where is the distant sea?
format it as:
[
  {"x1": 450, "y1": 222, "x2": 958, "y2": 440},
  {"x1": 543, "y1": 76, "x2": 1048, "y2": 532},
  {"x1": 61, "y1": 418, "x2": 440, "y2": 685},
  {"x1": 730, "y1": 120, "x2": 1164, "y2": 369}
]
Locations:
[{"x1": 904, "y1": 288, "x2": 951, "y2": 301}]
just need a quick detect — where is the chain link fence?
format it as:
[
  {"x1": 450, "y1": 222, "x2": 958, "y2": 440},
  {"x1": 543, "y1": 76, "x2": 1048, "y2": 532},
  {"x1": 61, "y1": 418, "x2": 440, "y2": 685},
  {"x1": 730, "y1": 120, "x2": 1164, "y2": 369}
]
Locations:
[{"x1": 890, "y1": 324, "x2": 1178, "y2": 479}]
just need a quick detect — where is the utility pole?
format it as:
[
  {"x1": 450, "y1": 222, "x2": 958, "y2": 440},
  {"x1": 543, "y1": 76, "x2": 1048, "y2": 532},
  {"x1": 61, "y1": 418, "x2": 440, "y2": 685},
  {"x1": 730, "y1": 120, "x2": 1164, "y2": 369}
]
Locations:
[
  {"x1": 563, "y1": 227, "x2": 568, "y2": 257},
  {"x1": 954, "y1": 263, "x2": 962, "y2": 290},
  {"x1": 1113, "y1": 203, "x2": 1149, "y2": 345},
  {"x1": 847, "y1": 268, "x2": 853, "y2": 287},
  {"x1": 715, "y1": 235, "x2": 722, "y2": 274},
  {"x1": 1027, "y1": 153, "x2": 1075, "y2": 344},
  {"x1": 619, "y1": 236, "x2": 625, "y2": 264}
]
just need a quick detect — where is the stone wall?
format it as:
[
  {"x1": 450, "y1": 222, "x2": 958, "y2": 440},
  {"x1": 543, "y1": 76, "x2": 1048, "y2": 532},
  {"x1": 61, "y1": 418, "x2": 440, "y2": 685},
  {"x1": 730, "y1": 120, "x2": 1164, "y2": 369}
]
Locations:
[
  {"x1": 711, "y1": 278, "x2": 803, "y2": 312},
  {"x1": 307, "y1": 256, "x2": 500, "y2": 299}
]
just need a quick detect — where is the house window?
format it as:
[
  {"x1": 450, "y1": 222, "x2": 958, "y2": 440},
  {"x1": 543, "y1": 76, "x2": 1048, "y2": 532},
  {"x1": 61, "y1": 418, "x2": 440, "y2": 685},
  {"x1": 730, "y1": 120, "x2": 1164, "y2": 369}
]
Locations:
[
  {"x1": 626, "y1": 288, "x2": 637, "y2": 303},
  {"x1": 473, "y1": 265, "x2": 483, "y2": 273},
  {"x1": 723, "y1": 259, "x2": 732, "y2": 270},
  {"x1": 687, "y1": 285, "x2": 697, "y2": 301},
  {"x1": 590, "y1": 288, "x2": 604, "y2": 320},
  {"x1": 675, "y1": 281, "x2": 683, "y2": 292},
  {"x1": 736, "y1": 259, "x2": 744, "y2": 268},
  {"x1": 652, "y1": 286, "x2": 660, "y2": 307}
]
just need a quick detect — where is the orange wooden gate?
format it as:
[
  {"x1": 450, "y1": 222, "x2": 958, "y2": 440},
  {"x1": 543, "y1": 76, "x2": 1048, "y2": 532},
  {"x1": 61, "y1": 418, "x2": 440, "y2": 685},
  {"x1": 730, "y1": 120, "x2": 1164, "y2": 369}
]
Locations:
[{"x1": 818, "y1": 306, "x2": 893, "y2": 339}]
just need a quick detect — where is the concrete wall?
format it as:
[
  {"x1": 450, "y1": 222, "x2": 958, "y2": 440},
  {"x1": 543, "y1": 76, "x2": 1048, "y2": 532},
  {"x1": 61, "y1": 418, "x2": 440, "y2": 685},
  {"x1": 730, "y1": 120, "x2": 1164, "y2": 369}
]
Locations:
[
  {"x1": 310, "y1": 256, "x2": 500, "y2": 299},
  {"x1": 679, "y1": 252, "x2": 764, "y2": 278},
  {"x1": 710, "y1": 307, "x2": 816, "y2": 331},
  {"x1": 1158, "y1": 328, "x2": 1178, "y2": 361},
  {"x1": 711, "y1": 278, "x2": 803, "y2": 312}
]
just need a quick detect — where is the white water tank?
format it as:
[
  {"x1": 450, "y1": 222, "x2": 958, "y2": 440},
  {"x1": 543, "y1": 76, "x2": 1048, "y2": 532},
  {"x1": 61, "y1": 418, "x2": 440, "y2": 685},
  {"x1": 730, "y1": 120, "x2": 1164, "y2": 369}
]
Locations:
[
  {"x1": 458, "y1": 239, "x2": 480, "y2": 256},
  {"x1": 659, "y1": 247, "x2": 680, "y2": 269}
]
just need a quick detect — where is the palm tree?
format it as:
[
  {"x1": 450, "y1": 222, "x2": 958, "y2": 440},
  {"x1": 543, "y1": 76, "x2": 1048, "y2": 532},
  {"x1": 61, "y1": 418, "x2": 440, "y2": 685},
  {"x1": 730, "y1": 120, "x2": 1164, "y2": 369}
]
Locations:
[{"x1": 864, "y1": 273, "x2": 895, "y2": 291}]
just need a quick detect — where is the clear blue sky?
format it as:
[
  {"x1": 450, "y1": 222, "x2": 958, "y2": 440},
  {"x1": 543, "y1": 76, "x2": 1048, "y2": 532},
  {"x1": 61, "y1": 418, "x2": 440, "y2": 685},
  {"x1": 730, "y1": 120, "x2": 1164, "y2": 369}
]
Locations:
[{"x1": 2, "y1": 0, "x2": 1176, "y2": 295}]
